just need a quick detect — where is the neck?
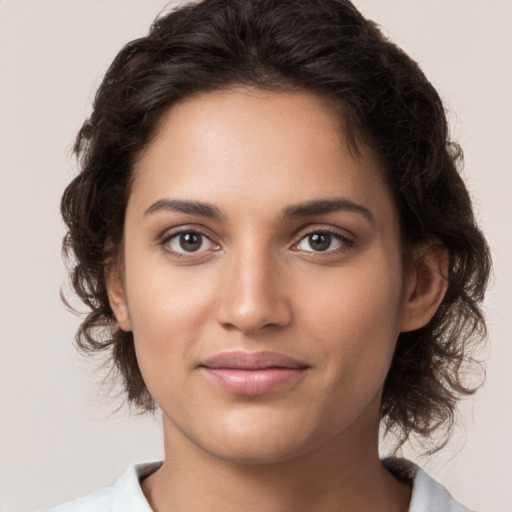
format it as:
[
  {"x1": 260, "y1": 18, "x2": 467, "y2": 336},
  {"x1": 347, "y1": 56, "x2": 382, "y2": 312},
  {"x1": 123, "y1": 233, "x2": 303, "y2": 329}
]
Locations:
[{"x1": 142, "y1": 412, "x2": 411, "y2": 512}]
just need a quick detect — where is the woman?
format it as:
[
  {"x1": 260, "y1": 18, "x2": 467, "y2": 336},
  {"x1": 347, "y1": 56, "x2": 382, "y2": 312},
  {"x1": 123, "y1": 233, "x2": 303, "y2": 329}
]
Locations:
[{"x1": 46, "y1": 0, "x2": 490, "y2": 510}]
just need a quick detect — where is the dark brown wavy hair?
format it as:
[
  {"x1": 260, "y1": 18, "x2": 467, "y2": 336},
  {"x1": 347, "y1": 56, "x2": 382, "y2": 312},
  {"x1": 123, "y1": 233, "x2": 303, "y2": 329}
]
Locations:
[{"x1": 62, "y1": 0, "x2": 491, "y2": 452}]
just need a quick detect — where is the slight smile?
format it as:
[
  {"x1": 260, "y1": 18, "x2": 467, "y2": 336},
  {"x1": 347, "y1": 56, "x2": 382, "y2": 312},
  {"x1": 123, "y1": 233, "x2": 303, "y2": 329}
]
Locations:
[{"x1": 199, "y1": 351, "x2": 310, "y2": 396}]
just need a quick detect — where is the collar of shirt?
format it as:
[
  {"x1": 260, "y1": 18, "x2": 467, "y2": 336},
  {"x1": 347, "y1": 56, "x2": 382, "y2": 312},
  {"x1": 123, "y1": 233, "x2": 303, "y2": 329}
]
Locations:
[{"x1": 44, "y1": 458, "x2": 473, "y2": 512}]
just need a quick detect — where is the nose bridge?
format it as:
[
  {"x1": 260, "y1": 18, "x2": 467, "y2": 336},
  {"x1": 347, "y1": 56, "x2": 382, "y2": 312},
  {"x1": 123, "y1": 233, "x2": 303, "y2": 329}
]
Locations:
[{"x1": 216, "y1": 238, "x2": 291, "y2": 333}]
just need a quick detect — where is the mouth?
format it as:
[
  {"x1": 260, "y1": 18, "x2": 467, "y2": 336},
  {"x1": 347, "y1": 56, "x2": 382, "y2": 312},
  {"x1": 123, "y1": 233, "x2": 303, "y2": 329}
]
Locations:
[{"x1": 199, "y1": 350, "x2": 310, "y2": 396}]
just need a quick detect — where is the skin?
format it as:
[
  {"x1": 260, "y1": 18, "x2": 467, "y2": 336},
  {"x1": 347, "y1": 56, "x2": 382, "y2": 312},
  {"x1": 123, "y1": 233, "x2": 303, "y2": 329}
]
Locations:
[{"x1": 108, "y1": 88, "x2": 447, "y2": 512}]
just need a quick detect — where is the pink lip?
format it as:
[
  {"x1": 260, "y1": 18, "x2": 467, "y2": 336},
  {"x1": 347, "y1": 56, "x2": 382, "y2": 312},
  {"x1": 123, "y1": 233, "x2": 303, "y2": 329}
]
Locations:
[{"x1": 199, "y1": 351, "x2": 309, "y2": 396}]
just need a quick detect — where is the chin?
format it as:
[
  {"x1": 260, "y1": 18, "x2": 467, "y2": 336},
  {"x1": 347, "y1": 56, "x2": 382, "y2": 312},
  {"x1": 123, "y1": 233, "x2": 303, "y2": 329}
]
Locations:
[
  {"x1": 186, "y1": 407, "x2": 326, "y2": 466},
  {"x1": 204, "y1": 434, "x2": 312, "y2": 466}
]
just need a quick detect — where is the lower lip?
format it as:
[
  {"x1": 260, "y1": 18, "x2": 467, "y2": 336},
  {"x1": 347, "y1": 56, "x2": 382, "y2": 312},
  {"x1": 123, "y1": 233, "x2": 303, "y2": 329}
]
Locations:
[{"x1": 201, "y1": 367, "x2": 308, "y2": 396}]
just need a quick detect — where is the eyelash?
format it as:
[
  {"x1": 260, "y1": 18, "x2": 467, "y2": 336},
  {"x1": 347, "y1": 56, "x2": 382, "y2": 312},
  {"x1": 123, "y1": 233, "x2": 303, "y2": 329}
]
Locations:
[
  {"x1": 293, "y1": 228, "x2": 354, "y2": 256},
  {"x1": 159, "y1": 227, "x2": 354, "y2": 259},
  {"x1": 159, "y1": 227, "x2": 217, "y2": 259}
]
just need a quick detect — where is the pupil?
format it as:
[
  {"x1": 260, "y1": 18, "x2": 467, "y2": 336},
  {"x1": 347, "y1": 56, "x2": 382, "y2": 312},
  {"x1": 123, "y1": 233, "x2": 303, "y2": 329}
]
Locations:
[
  {"x1": 309, "y1": 233, "x2": 330, "y2": 251},
  {"x1": 180, "y1": 232, "x2": 201, "y2": 251}
]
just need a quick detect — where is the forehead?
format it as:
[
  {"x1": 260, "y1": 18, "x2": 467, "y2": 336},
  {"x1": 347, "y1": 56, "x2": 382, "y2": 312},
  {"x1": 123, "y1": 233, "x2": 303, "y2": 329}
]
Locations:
[{"x1": 130, "y1": 87, "x2": 394, "y2": 222}]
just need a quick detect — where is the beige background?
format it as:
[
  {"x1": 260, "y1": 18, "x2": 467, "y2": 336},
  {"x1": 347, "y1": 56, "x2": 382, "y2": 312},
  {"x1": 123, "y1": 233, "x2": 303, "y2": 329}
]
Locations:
[{"x1": 0, "y1": 1, "x2": 511, "y2": 511}]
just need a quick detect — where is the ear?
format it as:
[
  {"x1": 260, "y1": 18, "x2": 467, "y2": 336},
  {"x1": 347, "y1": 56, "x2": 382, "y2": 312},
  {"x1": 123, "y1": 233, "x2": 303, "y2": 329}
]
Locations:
[
  {"x1": 105, "y1": 260, "x2": 132, "y2": 332},
  {"x1": 399, "y1": 241, "x2": 449, "y2": 333}
]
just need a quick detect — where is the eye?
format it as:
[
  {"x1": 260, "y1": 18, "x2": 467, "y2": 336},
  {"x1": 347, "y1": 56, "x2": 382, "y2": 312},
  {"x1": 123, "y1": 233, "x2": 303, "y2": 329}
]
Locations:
[
  {"x1": 295, "y1": 230, "x2": 351, "y2": 253},
  {"x1": 163, "y1": 230, "x2": 217, "y2": 255}
]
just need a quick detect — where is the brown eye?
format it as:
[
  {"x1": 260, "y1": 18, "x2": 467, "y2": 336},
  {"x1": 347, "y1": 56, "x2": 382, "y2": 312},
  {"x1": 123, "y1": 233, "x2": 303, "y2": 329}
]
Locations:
[
  {"x1": 307, "y1": 233, "x2": 332, "y2": 251},
  {"x1": 295, "y1": 231, "x2": 350, "y2": 253},
  {"x1": 179, "y1": 232, "x2": 202, "y2": 251},
  {"x1": 165, "y1": 230, "x2": 216, "y2": 254}
]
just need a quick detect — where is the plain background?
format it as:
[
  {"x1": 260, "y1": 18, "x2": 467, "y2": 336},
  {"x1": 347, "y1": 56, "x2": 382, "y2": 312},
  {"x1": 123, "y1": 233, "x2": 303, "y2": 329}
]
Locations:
[{"x1": 0, "y1": 1, "x2": 511, "y2": 511}]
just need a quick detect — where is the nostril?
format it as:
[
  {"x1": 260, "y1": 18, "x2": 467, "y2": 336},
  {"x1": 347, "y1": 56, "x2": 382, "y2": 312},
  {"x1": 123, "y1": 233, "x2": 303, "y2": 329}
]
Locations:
[
  {"x1": 216, "y1": 299, "x2": 293, "y2": 334},
  {"x1": 214, "y1": 256, "x2": 293, "y2": 332}
]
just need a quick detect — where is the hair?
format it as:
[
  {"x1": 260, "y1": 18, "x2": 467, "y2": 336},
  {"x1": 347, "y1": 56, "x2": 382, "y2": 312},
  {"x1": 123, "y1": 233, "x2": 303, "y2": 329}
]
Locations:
[{"x1": 62, "y1": 0, "x2": 491, "y2": 452}]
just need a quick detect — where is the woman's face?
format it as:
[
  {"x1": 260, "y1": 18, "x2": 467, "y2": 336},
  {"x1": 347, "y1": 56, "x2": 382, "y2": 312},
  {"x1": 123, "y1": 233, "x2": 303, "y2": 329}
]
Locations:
[{"x1": 111, "y1": 88, "x2": 412, "y2": 463}]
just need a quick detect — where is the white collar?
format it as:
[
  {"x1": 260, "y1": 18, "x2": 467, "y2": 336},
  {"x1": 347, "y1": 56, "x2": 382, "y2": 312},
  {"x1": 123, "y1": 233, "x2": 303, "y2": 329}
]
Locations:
[
  {"x1": 383, "y1": 458, "x2": 473, "y2": 512},
  {"x1": 45, "y1": 459, "x2": 473, "y2": 511}
]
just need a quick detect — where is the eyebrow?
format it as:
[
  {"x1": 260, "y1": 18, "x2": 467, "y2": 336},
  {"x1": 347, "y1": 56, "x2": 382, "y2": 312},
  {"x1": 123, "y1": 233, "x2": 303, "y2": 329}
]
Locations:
[
  {"x1": 281, "y1": 198, "x2": 375, "y2": 224},
  {"x1": 144, "y1": 199, "x2": 226, "y2": 220},
  {"x1": 143, "y1": 197, "x2": 374, "y2": 224}
]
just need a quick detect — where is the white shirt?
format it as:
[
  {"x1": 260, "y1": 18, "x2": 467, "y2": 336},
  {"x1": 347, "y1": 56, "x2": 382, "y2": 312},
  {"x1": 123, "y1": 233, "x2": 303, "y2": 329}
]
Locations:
[{"x1": 42, "y1": 459, "x2": 473, "y2": 512}]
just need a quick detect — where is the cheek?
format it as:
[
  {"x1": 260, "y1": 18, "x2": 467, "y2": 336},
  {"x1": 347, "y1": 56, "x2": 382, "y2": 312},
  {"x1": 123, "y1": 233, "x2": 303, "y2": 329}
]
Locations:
[
  {"x1": 301, "y1": 256, "x2": 403, "y2": 389},
  {"x1": 126, "y1": 241, "x2": 218, "y2": 325},
  {"x1": 124, "y1": 260, "x2": 219, "y2": 387}
]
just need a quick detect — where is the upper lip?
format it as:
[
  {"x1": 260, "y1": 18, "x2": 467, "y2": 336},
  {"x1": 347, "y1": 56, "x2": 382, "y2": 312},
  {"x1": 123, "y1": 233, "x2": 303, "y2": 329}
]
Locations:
[{"x1": 200, "y1": 351, "x2": 309, "y2": 370}]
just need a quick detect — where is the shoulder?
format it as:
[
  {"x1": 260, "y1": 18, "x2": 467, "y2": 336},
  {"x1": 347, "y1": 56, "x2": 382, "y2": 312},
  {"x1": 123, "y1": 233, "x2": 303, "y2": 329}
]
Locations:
[
  {"x1": 41, "y1": 461, "x2": 162, "y2": 512},
  {"x1": 383, "y1": 458, "x2": 475, "y2": 512}
]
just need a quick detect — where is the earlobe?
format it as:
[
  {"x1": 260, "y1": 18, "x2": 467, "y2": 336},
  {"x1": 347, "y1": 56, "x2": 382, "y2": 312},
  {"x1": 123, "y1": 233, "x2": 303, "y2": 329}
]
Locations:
[
  {"x1": 105, "y1": 262, "x2": 132, "y2": 332},
  {"x1": 399, "y1": 242, "x2": 449, "y2": 333}
]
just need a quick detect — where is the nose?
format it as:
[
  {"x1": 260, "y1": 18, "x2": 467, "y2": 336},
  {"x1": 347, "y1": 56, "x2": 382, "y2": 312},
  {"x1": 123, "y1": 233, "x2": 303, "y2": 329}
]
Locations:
[{"x1": 215, "y1": 247, "x2": 293, "y2": 335}]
